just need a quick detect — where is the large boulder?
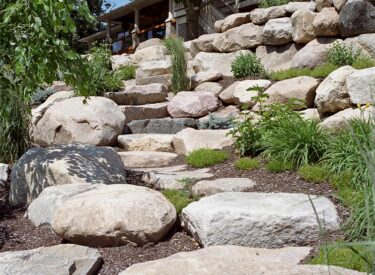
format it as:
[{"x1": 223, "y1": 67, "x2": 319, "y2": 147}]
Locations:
[
  {"x1": 126, "y1": 118, "x2": 198, "y2": 134},
  {"x1": 173, "y1": 128, "x2": 233, "y2": 155},
  {"x1": 291, "y1": 10, "x2": 316, "y2": 44},
  {"x1": 256, "y1": 43, "x2": 300, "y2": 72},
  {"x1": 10, "y1": 144, "x2": 126, "y2": 206},
  {"x1": 105, "y1": 84, "x2": 168, "y2": 105},
  {"x1": 250, "y1": 6, "x2": 287, "y2": 25},
  {"x1": 193, "y1": 50, "x2": 251, "y2": 77},
  {"x1": 190, "y1": 34, "x2": 218, "y2": 57},
  {"x1": 221, "y1": 13, "x2": 251, "y2": 32},
  {"x1": 190, "y1": 71, "x2": 223, "y2": 89},
  {"x1": 0, "y1": 244, "x2": 102, "y2": 275},
  {"x1": 262, "y1": 18, "x2": 293, "y2": 46},
  {"x1": 339, "y1": 0, "x2": 375, "y2": 37},
  {"x1": 344, "y1": 33, "x2": 375, "y2": 58},
  {"x1": 181, "y1": 192, "x2": 339, "y2": 248},
  {"x1": 346, "y1": 67, "x2": 375, "y2": 105},
  {"x1": 136, "y1": 38, "x2": 163, "y2": 51},
  {"x1": 285, "y1": 1, "x2": 316, "y2": 13},
  {"x1": 118, "y1": 134, "x2": 175, "y2": 152},
  {"x1": 291, "y1": 38, "x2": 340, "y2": 68},
  {"x1": 52, "y1": 184, "x2": 176, "y2": 247},
  {"x1": 119, "y1": 246, "x2": 364, "y2": 275},
  {"x1": 136, "y1": 60, "x2": 171, "y2": 86},
  {"x1": 195, "y1": 82, "x2": 223, "y2": 96},
  {"x1": 212, "y1": 23, "x2": 263, "y2": 52},
  {"x1": 313, "y1": 7, "x2": 339, "y2": 36},
  {"x1": 315, "y1": 66, "x2": 356, "y2": 115},
  {"x1": 321, "y1": 107, "x2": 375, "y2": 130},
  {"x1": 111, "y1": 54, "x2": 133, "y2": 70},
  {"x1": 219, "y1": 81, "x2": 240, "y2": 105},
  {"x1": 132, "y1": 45, "x2": 169, "y2": 64},
  {"x1": 316, "y1": 0, "x2": 333, "y2": 11},
  {"x1": 168, "y1": 92, "x2": 219, "y2": 118},
  {"x1": 233, "y1": 80, "x2": 272, "y2": 107},
  {"x1": 33, "y1": 97, "x2": 125, "y2": 147}
]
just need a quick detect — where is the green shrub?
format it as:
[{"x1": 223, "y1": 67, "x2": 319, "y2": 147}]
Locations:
[
  {"x1": 164, "y1": 37, "x2": 189, "y2": 94},
  {"x1": 259, "y1": 0, "x2": 294, "y2": 8},
  {"x1": 186, "y1": 149, "x2": 229, "y2": 168},
  {"x1": 309, "y1": 244, "x2": 370, "y2": 272},
  {"x1": 309, "y1": 63, "x2": 339, "y2": 78},
  {"x1": 231, "y1": 53, "x2": 267, "y2": 79},
  {"x1": 352, "y1": 57, "x2": 375, "y2": 69},
  {"x1": 270, "y1": 63, "x2": 338, "y2": 81},
  {"x1": 162, "y1": 189, "x2": 198, "y2": 214},
  {"x1": 235, "y1": 157, "x2": 260, "y2": 170},
  {"x1": 297, "y1": 164, "x2": 329, "y2": 183},
  {"x1": 31, "y1": 87, "x2": 56, "y2": 105},
  {"x1": 199, "y1": 113, "x2": 234, "y2": 130},
  {"x1": 266, "y1": 159, "x2": 294, "y2": 173},
  {"x1": 326, "y1": 42, "x2": 359, "y2": 67},
  {"x1": 114, "y1": 65, "x2": 136, "y2": 80}
]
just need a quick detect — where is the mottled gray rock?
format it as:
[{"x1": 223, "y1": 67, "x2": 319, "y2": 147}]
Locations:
[
  {"x1": 10, "y1": 144, "x2": 126, "y2": 206},
  {"x1": 250, "y1": 6, "x2": 287, "y2": 25},
  {"x1": 221, "y1": 13, "x2": 251, "y2": 32},
  {"x1": 192, "y1": 178, "x2": 256, "y2": 196},
  {"x1": 0, "y1": 244, "x2": 102, "y2": 275},
  {"x1": 291, "y1": 10, "x2": 316, "y2": 44},
  {"x1": 347, "y1": 67, "x2": 375, "y2": 105},
  {"x1": 256, "y1": 44, "x2": 300, "y2": 72},
  {"x1": 313, "y1": 7, "x2": 339, "y2": 36},
  {"x1": 262, "y1": 18, "x2": 293, "y2": 46},
  {"x1": 118, "y1": 151, "x2": 178, "y2": 168},
  {"x1": 191, "y1": 71, "x2": 223, "y2": 89},
  {"x1": 219, "y1": 81, "x2": 240, "y2": 105},
  {"x1": 181, "y1": 192, "x2": 339, "y2": 247},
  {"x1": 190, "y1": 34, "x2": 218, "y2": 57},
  {"x1": 0, "y1": 164, "x2": 9, "y2": 187},
  {"x1": 321, "y1": 107, "x2": 375, "y2": 130},
  {"x1": 111, "y1": 54, "x2": 133, "y2": 70},
  {"x1": 194, "y1": 82, "x2": 223, "y2": 96},
  {"x1": 198, "y1": 106, "x2": 240, "y2": 126},
  {"x1": 316, "y1": 0, "x2": 333, "y2": 11},
  {"x1": 132, "y1": 45, "x2": 169, "y2": 64},
  {"x1": 136, "y1": 38, "x2": 163, "y2": 51},
  {"x1": 285, "y1": 1, "x2": 316, "y2": 13},
  {"x1": 127, "y1": 117, "x2": 198, "y2": 134},
  {"x1": 118, "y1": 134, "x2": 175, "y2": 152},
  {"x1": 344, "y1": 33, "x2": 375, "y2": 58}
]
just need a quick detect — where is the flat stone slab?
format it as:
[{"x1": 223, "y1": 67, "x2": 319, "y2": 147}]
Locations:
[
  {"x1": 120, "y1": 245, "x2": 363, "y2": 275},
  {"x1": 128, "y1": 165, "x2": 187, "y2": 174},
  {"x1": 143, "y1": 169, "x2": 214, "y2": 190},
  {"x1": 0, "y1": 244, "x2": 102, "y2": 275},
  {"x1": 119, "y1": 102, "x2": 169, "y2": 124},
  {"x1": 181, "y1": 192, "x2": 339, "y2": 248},
  {"x1": 118, "y1": 134, "x2": 175, "y2": 152},
  {"x1": 192, "y1": 178, "x2": 256, "y2": 196},
  {"x1": 0, "y1": 164, "x2": 9, "y2": 186},
  {"x1": 126, "y1": 118, "x2": 198, "y2": 134},
  {"x1": 118, "y1": 151, "x2": 178, "y2": 168}
]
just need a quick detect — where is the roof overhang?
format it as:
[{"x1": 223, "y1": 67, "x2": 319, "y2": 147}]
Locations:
[{"x1": 78, "y1": 24, "x2": 123, "y2": 43}]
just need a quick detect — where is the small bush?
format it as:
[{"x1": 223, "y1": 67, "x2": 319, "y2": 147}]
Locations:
[
  {"x1": 199, "y1": 113, "x2": 234, "y2": 130},
  {"x1": 309, "y1": 63, "x2": 338, "y2": 78},
  {"x1": 162, "y1": 189, "x2": 198, "y2": 214},
  {"x1": 186, "y1": 149, "x2": 229, "y2": 168},
  {"x1": 164, "y1": 37, "x2": 189, "y2": 94},
  {"x1": 31, "y1": 87, "x2": 56, "y2": 105},
  {"x1": 259, "y1": 0, "x2": 293, "y2": 8},
  {"x1": 266, "y1": 159, "x2": 294, "y2": 173},
  {"x1": 231, "y1": 53, "x2": 267, "y2": 79},
  {"x1": 114, "y1": 65, "x2": 136, "y2": 81},
  {"x1": 297, "y1": 164, "x2": 329, "y2": 183},
  {"x1": 235, "y1": 157, "x2": 260, "y2": 170},
  {"x1": 326, "y1": 42, "x2": 359, "y2": 67}
]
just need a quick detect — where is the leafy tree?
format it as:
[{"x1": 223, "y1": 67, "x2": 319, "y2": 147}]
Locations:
[{"x1": 0, "y1": 0, "x2": 94, "y2": 163}]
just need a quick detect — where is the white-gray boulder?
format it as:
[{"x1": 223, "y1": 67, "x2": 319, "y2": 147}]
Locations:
[
  {"x1": 250, "y1": 6, "x2": 287, "y2": 25},
  {"x1": 233, "y1": 80, "x2": 272, "y2": 107},
  {"x1": 256, "y1": 44, "x2": 300, "y2": 72},
  {"x1": 346, "y1": 67, "x2": 375, "y2": 105},
  {"x1": 285, "y1": 1, "x2": 316, "y2": 13},
  {"x1": 291, "y1": 10, "x2": 316, "y2": 44},
  {"x1": 118, "y1": 134, "x2": 175, "y2": 152},
  {"x1": 191, "y1": 71, "x2": 223, "y2": 89},
  {"x1": 262, "y1": 18, "x2": 293, "y2": 46},
  {"x1": 321, "y1": 107, "x2": 375, "y2": 130},
  {"x1": 195, "y1": 82, "x2": 223, "y2": 96},
  {"x1": 192, "y1": 178, "x2": 256, "y2": 196},
  {"x1": 313, "y1": 7, "x2": 340, "y2": 36},
  {"x1": 132, "y1": 45, "x2": 169, "y2": 64},
  {"x1": 221, "y1": 13, "x2": 251, "y2": 32},
  {"x1": 118, "y1": 151, "x2": 178, "y2": 168}
]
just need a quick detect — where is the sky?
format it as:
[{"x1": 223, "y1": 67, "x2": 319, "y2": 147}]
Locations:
[{"x1": 107, "y1": 0, "x2": 130, "y2": 10}]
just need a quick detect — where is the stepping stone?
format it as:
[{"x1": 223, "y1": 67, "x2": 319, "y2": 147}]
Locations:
[
  {"x1": 181, "y1": 192, "x2": 339, "y2": 248},
  {"x1": 119, "y1": 102, "x2": 169, "y2": 124},
  {"x1": 127, "y1": 117, "x2": 198, "y2": 134},
  {"x1": 192, "y1": 178, "x2": 256, "y2": 196},
  {"x1": 129, "y1": 165, "x2": 187, "y2": 174},
  {"x1": 104, "y1": 83, "x2": 168, "y2": 105},
  {"x1": 143, "y1": 168, "x2": 214, "y2": 190},
  {"x1": 119, "y1": 245, "x2": 362, "y2": 275},
  {"x1": 173, "y1": 128, "x2": 233, "y2": 155},
  {"x1": 51, "y1": 184, "x2": 176, "y2": 247},
  {"x1": 118, "y1": 134, "x2": 175, "y2": 152},
  {"x1": 118, "y1": 151, "x2": 178, "y2": 168},
  {"x1": 0, "y1": 244, "x2": 102, "y2": 275},
  {"x1": 0, "y1": 164, "x2": 9, "y2": 186}
]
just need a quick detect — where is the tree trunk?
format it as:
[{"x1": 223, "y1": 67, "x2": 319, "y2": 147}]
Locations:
[{"x1": 182, "y1": 0, "x2": 204, "y2": 40}]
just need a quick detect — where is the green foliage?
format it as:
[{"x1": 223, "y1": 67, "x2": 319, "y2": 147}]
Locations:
[
  {"x1": 297, "y1": 164, "x2": 329, "y2": 183},
  {"x1": 88, "y1": 46, "x2": 123, "y2": 95},
  {"x1": 199, "y1": 113, "x2": 234, "y2": 130},
  {"x1": 259, "y1": 0, "x2": 294, "y2": 8},
  {"x1": 309, "y1": 244, "x2": 370, "y2": 272},
  {"x1": 352, "y1": 57, "x2": 375, "y2": 70},
  {"x1": 186, "y1": 149, "x2": 229, "y2": 168},
  {"x1": 114, "y1": 65, "x2": 136, "y2": 81},
  {"x1": 31, "y1": 88, "x2": 56, "y2": 105},
  {"x1": 231, "y1": 53, "x2": 267, "y2": 79},
  {"x1": 270, "y1": 63, "x2": 339, "y2": 81},
  {"x1": 266, "y1": 159, "x2": 294, "y2": 173},
  {"x1": 326, "y1": 42, "x2": 359, "y2": 67},
  {"x1": 162, "y1": 189, "x2": 198, "y2": 214},
  {"x1": 164, "y1": 37, "x2": 188, "y2": 94},
  {"x1": 235, "y1": 157, "x2": 260, "y2": 170}
]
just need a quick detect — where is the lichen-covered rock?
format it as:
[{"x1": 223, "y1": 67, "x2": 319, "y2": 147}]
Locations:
[
  {"x1": 190, "y1": 34, "x2": 218, "y2": 57},
  {"x1": 313, "y1": 7, "x2": 339, "y2": 36},
  {"x1": 316, "y1": 0, "x2": 333, "y2": 11},
  {"x1": 250, "y1": 6, "x2": 287, "y2": 25},
  {"x1": 256, "y1": 44, "x2": 300, "y2": 71},
  {"x1": 132, "y1": 45, "x2": 169, "y2": 64},
  {"x1": 346, "y1": 67, "x2": 375, "y2": 105},
  {"x1": 262, "y1": 18, "x2": 293, "y2": 46},
  {"x1": 291, "y1": 10, "x2": 316, "y2": 44},
  {"x1": 221, "y1": 13, "x2": 251, "y2": 32}
]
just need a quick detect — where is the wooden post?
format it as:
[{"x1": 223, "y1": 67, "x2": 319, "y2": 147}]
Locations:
[
  {"x1": 165, "y1": 0, "x2": 176, "y2": 38},
  {"x1": 132, "y1": 8, "x2": 140, "y2": 49}
]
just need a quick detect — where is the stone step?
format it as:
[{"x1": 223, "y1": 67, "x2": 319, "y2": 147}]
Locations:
[
  {"x1": 104, "y1": 83, "x2": 168, "y2": 105},
  {"x1": 118, "y1": 134, "x2": 175, "y2": 152},
  {"x1": 119, "y1": 102, "x2": 169, "y2": 124},
  {"x1": 126, "y1": 117, "x2": 198, "y2": 134},
  {"x1": 192, "y1": 178, "x2": 256, "y2": 196},
  {"x1": 118, "y1": 151, "x2": 178, "y2": 168}
]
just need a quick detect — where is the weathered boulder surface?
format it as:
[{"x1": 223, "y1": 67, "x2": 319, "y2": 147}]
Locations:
[
  {"x1": 127, "y1": 118, "x2": 198, "y2": 134},
  {"x1": 111, "y1": 54, "x2": 133, "y2": 70},
  {"x1": 250, "y1": 6, "x2": 287, "y2": 25},
  {"x1": 195, "y1": 82, "x2": 223, "y2": 96},
  {"x1": 219, "y1": 81, "x2": 240, "y2": 105},
  {"x1": 136, "y1": 38, "x2": 163, "y2": 51},
  {"x1": 118, "y1": 151, "x2": 178, "y2": 168},
  {"x1": 212, "y1": 23, "x2": 263, "y2": 52},
  {"x1": 168, "y1": 92, "x2": 219, "y2": 118},
  {"x1": 0, "y1": 164, "x2": 8, "y2": 187},
  {"x1": 291, "y1": 9, "x2": 316, "y2": 44},
  {"x1": 316, "y1": 0, "x2": 333, "y2": 11},
  {"x1": 198, "y1": 105, "x2": 240, "y2": 126},
  {"x1": 221, "y1": 13, "x2": 251, "y2": 32},
  {"x1": 313, "y1": 7, "x2": 339, "y2": 36},
  {"x1": 52, "y1": 184, "x2": 176, "y2": 247},
  {"x1": 321, "y1": 107, "x2": 375, "y2": 130},
  {"x1": 173, "y1": 128, "x2": 233, "y2": 155},
  {"x1": 193, "y1": 50, "x2": 251, "y2": 77},
  {"x1": 315, "y1": 66, "x2": 356, "y2": 115},
  {"x1": 291, "y1": 38, "x2": 340, "y2": 68},
  {"x1": 190, "y1": 34, "x2": 218, "y2": 57},
  {"x1": 262, "y1": 18, "x2": 293, "y2": 46},
  {"x1": 120, "y1": 102, "x2": 169, "y2": 124},
  {"x1": 233, "y1": 80, "x2": 272, "y2": 107},
  {"x1": 192, "y1": 178, "x2": 256, "y2": 196},
  {"x1": 33, "y1": 97, "x2": 125, "y2": 147},
  {"x1": 118, "y1": 134, "x2": 175, "y2": 152},
  {"x1": 136, "y1": 61, "x2": 171, "y2": 86},
  {"x1": 344, "y1": 33, "x2": 375, "y2": 58},
  {"x1": 10, "y1": 144, "x2": 126, "y2": 206},
  {"x1": 181, "y1": 192, "x2": 339, "y2": 247},
  {"x1": 300, "y1": 108, "x2": 320, "y2": 120},
  {"x1": 339, "y1": 0, "x2": 375, "y2": 37},
  {"x1": 285, "y1": 1, "x2": 316, "y2": 13},
  {"x1": 132, "y1": 45, "x2": 169, "y2": 64},
  {"x1": 191, "y1": 71, "x2": 223, "y2": 88},
  {"x1": 256, "y1": 43, "x2": 300, "y2": 71},
  {"x1": 0, "y1": 244, "x2": 102, "y2": 275},
  {"x1": 346, "y1": 67, "x2": 375, "y2": 105}
]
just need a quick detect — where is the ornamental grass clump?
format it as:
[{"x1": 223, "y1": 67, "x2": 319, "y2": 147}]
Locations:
[{"x1": 186, "y1": 149, "x2": 229, "y2": 168}]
